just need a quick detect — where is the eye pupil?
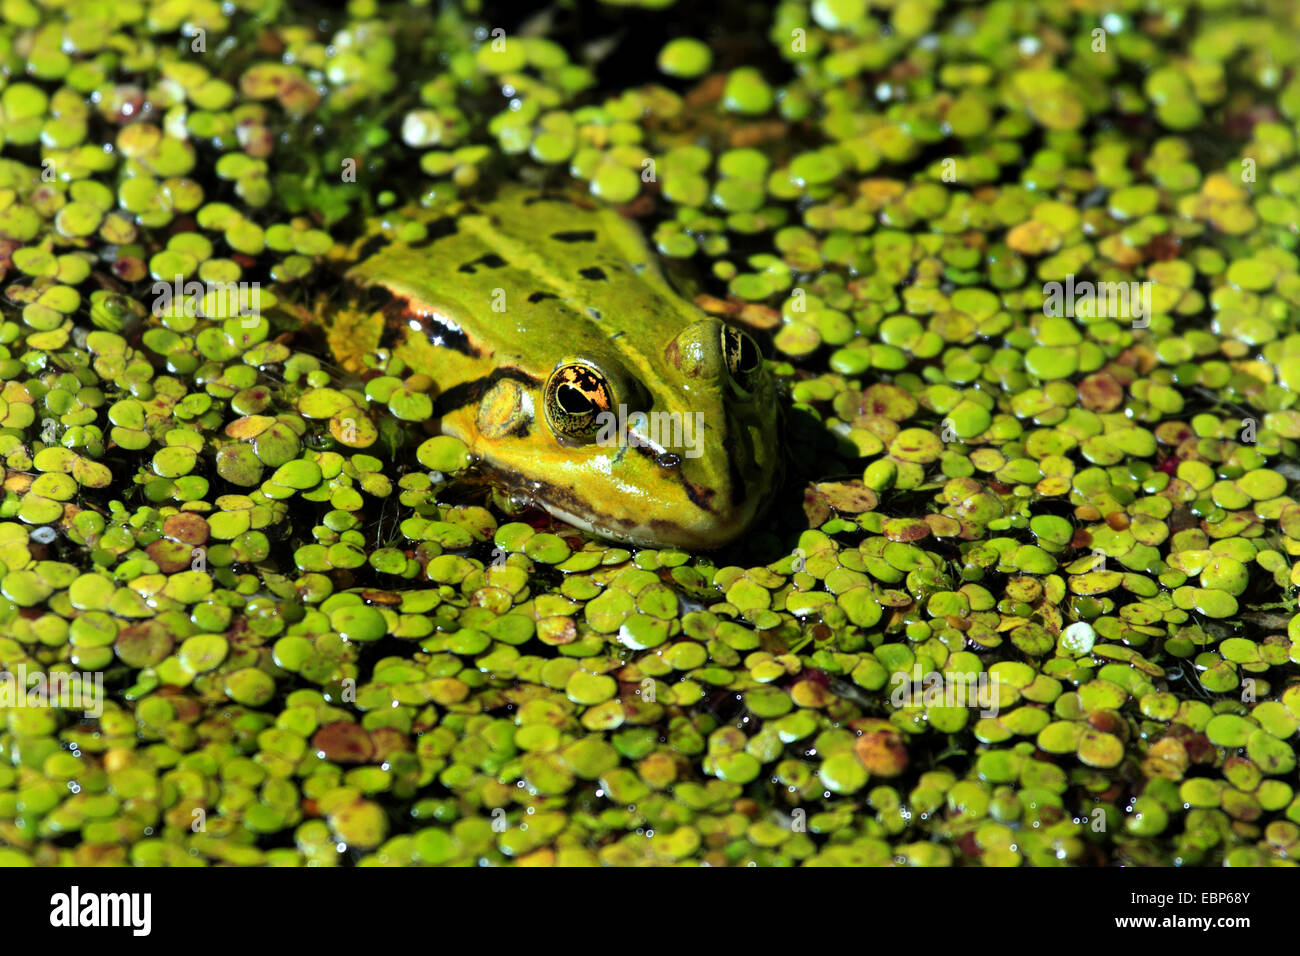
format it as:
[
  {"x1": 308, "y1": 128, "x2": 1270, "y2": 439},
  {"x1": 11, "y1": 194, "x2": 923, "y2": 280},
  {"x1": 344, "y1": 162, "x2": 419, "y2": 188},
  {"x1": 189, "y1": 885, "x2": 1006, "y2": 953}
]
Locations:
[
  {"x1": 557, "y1": 384, "x2": 594, "y2": 415},
  {"x1": 738, "y1": 334, "x2": 759, "y2": 372}
]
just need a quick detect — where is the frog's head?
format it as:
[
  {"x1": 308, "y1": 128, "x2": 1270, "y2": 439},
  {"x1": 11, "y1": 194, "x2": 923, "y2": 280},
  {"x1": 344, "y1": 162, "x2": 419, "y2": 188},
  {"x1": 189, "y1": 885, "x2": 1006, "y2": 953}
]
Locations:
[{"x1": 469, "y1": 319, "x2": 780, "y2": 550}]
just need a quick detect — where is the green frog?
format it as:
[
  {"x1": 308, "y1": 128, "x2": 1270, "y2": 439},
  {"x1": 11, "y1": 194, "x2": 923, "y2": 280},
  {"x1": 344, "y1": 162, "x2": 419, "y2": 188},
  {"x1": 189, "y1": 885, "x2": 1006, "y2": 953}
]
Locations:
[{"x1": 333, "y1": 186, "x2": 781, "y2": 549}]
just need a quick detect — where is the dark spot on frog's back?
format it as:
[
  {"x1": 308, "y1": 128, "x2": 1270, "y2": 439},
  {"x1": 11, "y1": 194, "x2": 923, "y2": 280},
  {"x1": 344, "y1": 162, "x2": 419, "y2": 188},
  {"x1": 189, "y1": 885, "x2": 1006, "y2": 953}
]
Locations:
[
  {"x1": 551, "y1": 230, "x2": 597, "y2": 243},
  {"x1": 358, "y1": 282, "x2": 395, "y2": 313},
  {"x1": 457, "y1": 253, "x2": 507, "y2": 274},
  {"x1": 354, "y1": 233, "x2": 389, "y2": 263},
  {"x1": 528, "y1": 291, "x2": 558, "y2": 303},
  {"x1": 579, "y1": 266, "x2": 607, "y2": 281},
  {"x1": 523, "y1": 192, "x2": 573, "y2": 207},
  {"x1": 404, "y1": 216, "x2": 458, "y2": 249}
]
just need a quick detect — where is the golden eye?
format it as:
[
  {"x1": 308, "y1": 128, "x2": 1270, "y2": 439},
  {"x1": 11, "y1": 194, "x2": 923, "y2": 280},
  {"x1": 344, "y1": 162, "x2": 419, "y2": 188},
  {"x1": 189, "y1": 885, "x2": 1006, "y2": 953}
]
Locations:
[
  {"x1": 544, "y1": 363, "x2": 614, "y2": 445},
  {"x1": 721, "y1": 326, "x2": 763, "y2": 393}
]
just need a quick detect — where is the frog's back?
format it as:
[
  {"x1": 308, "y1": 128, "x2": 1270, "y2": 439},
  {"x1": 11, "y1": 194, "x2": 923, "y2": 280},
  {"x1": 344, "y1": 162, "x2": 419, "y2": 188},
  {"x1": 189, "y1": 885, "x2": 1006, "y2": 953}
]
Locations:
[{"x1": 347, "y1": 187, "x2": 701, "y2": 383}]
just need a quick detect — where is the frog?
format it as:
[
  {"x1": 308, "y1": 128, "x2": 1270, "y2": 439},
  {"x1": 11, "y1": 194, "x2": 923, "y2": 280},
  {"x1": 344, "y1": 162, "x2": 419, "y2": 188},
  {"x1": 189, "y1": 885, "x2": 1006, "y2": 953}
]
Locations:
[{"x1": 332, "y1": 186, "x2": 781, "y2": 550}]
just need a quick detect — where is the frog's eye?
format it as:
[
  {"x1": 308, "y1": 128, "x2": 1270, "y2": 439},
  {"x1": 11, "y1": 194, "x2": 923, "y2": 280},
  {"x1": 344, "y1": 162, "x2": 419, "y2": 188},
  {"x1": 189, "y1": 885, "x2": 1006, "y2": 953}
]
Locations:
[
  {"x1": 721, "y1": 327, "x2": 763, "y2": 394},
  {"x1": 544, "y1": 363, "x2": 615, "y2": 445}
]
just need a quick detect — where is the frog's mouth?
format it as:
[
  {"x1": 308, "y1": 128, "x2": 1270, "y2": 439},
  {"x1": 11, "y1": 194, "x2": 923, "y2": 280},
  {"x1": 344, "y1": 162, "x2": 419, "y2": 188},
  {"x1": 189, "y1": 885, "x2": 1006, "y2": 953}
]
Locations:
[
  {"x1": 540, "y1": 503, "x2": 674, "y2": 549},
  {"x1": 520, "y1": 463, "x2": 777, "y2": 551},
  {"x1": 539, "y1": 499, "x2": 744, "y2": 551}
]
